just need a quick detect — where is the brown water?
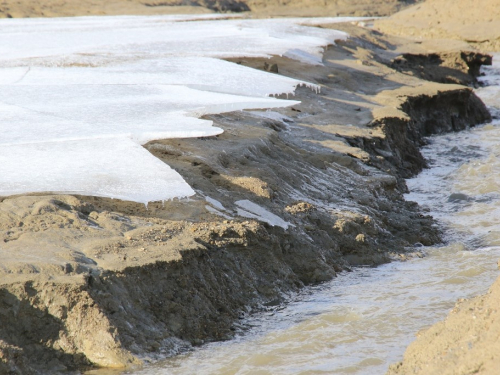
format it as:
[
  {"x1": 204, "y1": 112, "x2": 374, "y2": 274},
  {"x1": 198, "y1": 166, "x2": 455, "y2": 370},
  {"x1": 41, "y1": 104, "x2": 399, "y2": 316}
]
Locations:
[{"x1": 89, "y1": 55, "x2": 500, "y2": 375}]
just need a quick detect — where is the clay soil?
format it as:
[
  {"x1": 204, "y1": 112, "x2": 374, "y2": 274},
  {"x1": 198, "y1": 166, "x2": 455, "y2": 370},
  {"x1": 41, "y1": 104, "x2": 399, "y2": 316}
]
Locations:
[{"x1": 0, "y1": 0, "x2": 499, "y2": 374}]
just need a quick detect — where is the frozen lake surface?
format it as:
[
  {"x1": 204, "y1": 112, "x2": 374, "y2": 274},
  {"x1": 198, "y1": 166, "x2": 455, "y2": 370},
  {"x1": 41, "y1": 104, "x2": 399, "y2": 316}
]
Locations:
[{"x1": 0, "y1": 15, "x2": 360, "y2": 203}]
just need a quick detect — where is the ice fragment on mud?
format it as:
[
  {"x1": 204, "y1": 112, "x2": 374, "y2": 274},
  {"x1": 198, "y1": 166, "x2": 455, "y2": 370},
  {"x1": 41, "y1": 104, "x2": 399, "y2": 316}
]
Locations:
[{"x1": 235, "y1": 200, "x2": 293, "y2": 229}]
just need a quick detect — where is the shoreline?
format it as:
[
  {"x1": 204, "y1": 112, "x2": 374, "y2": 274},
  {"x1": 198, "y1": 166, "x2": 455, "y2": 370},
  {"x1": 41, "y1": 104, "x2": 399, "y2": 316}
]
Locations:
[{"x1": 0, "y1": 2, "x2": 499, "y2": 374}]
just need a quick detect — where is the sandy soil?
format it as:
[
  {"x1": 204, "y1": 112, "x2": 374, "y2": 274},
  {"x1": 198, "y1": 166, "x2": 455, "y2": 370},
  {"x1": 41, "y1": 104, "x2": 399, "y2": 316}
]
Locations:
[
  {"x1": 0, "y1": 0, "x2": 412, "y2": 18},
  {"x1": 388, "y1": 272, "x2": 500, "y2": 375},
  {"x1": 0, "y1": 1, "x2": 498, "y2": 374},
  {"x1": 374, "y1": 0, "x2": 500, "y2": 51}
]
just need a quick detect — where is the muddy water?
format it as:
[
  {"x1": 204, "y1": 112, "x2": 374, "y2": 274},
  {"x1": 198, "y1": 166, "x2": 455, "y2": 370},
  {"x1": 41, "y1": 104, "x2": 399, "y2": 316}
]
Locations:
[{"x1": 108, "y1": 56, "x2": 500, "y2": 375}]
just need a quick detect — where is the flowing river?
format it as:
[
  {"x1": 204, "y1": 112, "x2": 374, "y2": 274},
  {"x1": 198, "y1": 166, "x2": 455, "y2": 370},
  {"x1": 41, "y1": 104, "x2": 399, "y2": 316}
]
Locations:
[{"x1": 91, "y1": 55, "x2": 500, "y2": 375}]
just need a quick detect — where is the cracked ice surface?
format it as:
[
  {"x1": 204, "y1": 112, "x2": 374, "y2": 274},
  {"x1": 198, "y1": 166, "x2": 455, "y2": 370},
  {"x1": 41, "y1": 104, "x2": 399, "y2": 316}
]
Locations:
[{"x1": 0, "y1": 15, "x2": 354, "y2": 203}]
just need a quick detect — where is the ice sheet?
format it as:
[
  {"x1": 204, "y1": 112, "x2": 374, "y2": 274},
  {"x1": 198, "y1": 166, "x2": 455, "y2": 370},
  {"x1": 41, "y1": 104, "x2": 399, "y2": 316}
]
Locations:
[
  {"x1": 0, "y1": 15, "x2": 357, "y2": 202},
  {"x1": 0, "y1": 138, "x2": 194, "y2": 204},
  {"x1": 0, "y1": 58, "x2": 317, "y2": 97},
  {"x1": 0, "y1": 85, "x2": 299, "y2": 145},
  {"x1": 0, "y1": 16, "x2": 350, "y2": 65}
]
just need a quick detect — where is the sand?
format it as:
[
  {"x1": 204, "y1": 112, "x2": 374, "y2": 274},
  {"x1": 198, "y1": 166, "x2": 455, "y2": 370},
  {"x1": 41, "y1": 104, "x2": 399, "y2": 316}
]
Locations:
[
  {"x1": 388, "y1": 272, "x2": 500, "y2": 375},
  {"x1": 0, "y1": 0, "x2": 409, "y2": 18},
  {"x1": 375, "y1": 0, "x2": 500, "y2": 51}
]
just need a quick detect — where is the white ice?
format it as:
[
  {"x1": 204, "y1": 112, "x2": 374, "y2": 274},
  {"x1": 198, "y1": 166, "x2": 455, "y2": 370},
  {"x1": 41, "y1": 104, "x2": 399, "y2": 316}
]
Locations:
[
  {"x1": 205, "y1": 206, "x2": 233, "y2": 220},
  {"x1": 235, "y1": 200, "x2": 293, "y2": 230},
  {"x1": 245, "y1": 110, "x2": 294, "y2": 124},
  {"x1": 0, "y1": 16, "x2": 352, "y2": 65},
  {"x1": 1, "y1": 58, "x2": 318, "y2": 97},
  {"x1": 0, "y1": 138, "x2": 194, "y2": 202},
  {"x1": 205, "y1": 196, "x2": 228, "y2": 212},
  {"x1": 0, "y1": 15, "x2": 357, "y2": 203},
  {"x1": 0, "y1": 85, "x2": 298, "y2": 145}
]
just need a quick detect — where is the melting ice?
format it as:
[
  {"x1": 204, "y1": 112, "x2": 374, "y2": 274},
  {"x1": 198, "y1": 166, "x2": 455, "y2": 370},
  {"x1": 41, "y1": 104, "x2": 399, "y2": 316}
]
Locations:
[{"x1": 0, "y1": 15, "x2": 356, "y2": 203}]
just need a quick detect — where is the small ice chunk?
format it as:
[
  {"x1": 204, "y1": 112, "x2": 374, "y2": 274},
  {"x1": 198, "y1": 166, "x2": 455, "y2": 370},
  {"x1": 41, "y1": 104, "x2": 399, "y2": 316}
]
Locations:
[
  {"x1": 235, "y1": 200, "x2": 292, "y2": 229},
  {"x1": 246, "y1": 110, "x2": 294, "y2": 124},
  {"x1": 270, "y1": 17, "x2": 372, "y2": 26},
  {"x1": 205, "y1": 196, "x2": 228, "y2": 212},
  {"x1": 205, "y1": 205, "x2": 233, "y2": 220},
  {"x1": 284, "y1": 49, "x2": 325, "y2": 66}
]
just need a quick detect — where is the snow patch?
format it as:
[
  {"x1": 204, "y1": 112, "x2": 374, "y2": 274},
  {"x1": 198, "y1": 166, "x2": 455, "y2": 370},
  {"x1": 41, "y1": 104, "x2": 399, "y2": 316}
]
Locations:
[{"x1": 0, "y1": 138, "x2": 193, "y2": 204}]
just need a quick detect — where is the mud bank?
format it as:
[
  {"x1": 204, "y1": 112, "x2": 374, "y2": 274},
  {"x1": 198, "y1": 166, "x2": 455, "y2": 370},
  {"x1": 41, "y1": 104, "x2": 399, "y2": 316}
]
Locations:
[{"x1": 0, "y1": 20, "x2": 492, "y2": 375}]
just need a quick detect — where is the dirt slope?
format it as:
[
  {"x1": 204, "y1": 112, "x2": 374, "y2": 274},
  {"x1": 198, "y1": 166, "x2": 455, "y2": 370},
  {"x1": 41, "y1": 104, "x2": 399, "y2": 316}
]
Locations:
[{"x1": 375, "y1": 0, "x2": 500, "y2": 51}]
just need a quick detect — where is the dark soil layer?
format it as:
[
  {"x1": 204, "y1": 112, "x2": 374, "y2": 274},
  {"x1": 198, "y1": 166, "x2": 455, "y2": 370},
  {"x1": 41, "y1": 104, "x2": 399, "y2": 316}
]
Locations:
[{"x1": 391, "y1": 52, "x2": 492, "y2": 86}]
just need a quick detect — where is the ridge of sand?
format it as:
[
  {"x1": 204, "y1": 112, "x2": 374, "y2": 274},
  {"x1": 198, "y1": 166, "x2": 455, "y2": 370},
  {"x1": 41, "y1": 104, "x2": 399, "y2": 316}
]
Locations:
[
  {"x1": 375, "y1": 0, "x2": 500, "y2": 51},
  {"x1": 0, "y1": 0, "x2": 411, "y2": 18}
]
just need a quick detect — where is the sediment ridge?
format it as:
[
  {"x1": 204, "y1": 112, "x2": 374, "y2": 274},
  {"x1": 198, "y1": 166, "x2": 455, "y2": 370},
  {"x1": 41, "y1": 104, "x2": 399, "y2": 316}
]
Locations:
[
  {"x1": 0, "y1": 18, "x2": 492, "y2": 374},
  {"x1": 0, "y1": 0, "x2": 413, "y2": 18},
  {"x1": 387, "y1": 271, "x2": 500, "y2": 374}
]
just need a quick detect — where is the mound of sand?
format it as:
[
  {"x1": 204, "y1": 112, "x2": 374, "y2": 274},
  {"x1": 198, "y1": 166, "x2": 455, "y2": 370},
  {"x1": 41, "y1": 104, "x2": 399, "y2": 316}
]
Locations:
[
  {"x1": 388, "y1": 272, "x2": 500, "y2": 375},
  {"x1": 375, "y1": 0, "x2": 500, "y2": 51},
  {"x1": 0, "y1": 0, "x2": 411, "y2": 18}
]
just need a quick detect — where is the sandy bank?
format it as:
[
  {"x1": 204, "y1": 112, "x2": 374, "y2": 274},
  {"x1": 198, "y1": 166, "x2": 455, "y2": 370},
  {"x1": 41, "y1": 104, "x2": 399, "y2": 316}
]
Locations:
[
  {"x1": 0, "y1": 13, "x2": 493, "y2": 373},
  {"x1": 375, "y1": 0, "x2": 500, "y2": 52},
  {"x1": 387, "y1": 271, "x2": 500, "y2": 375},
  {"x1": 0, "y1": 0, "x2": 412, "y2": 18},
  {"x1": 376, "y1": 1, "x2": 500, "y2": 374}
]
